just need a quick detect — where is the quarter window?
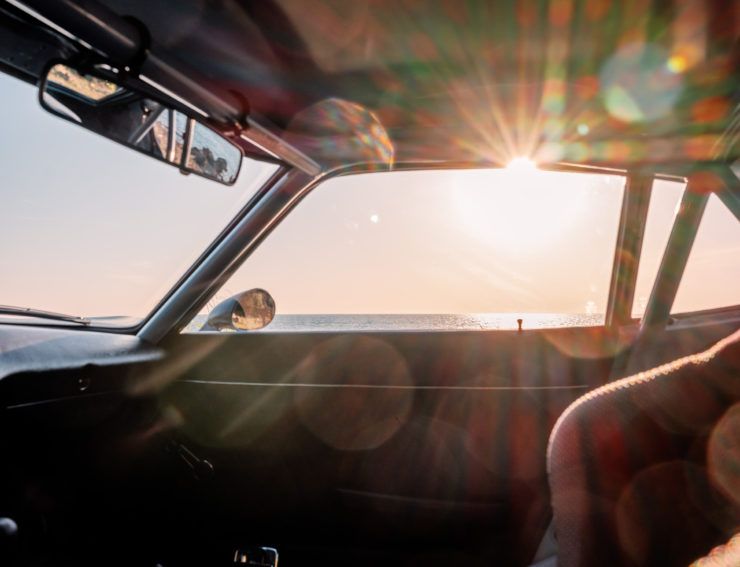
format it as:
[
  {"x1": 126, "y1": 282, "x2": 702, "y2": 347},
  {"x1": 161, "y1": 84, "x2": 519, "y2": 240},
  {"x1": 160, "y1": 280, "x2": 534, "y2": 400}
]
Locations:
[{"x1": 672, "y1": 194, "x2": 740, "y2": 314}]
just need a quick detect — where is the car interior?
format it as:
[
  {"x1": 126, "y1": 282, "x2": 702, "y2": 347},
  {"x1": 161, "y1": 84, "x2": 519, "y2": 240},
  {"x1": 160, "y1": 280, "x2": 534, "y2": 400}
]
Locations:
[{"x1": 1, "y1": 1, "x2": 739, "y2": 566}]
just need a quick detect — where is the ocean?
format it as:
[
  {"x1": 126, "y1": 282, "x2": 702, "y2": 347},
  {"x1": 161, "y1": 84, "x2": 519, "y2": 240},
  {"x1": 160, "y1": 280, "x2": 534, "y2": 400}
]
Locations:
[{"x1": 184, "y1": 313, "x2": 604, "y2": 333}]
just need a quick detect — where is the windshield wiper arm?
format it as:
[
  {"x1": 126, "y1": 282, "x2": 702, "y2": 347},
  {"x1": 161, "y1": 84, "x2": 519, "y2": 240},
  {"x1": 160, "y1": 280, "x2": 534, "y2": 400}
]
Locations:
[{"x1": 0, "y1": 305, "x2": 91, "y2": 326}]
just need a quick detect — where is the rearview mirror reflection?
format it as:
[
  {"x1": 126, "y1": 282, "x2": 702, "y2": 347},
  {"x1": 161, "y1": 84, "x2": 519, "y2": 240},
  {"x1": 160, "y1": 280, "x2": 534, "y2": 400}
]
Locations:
[{"x1": 40, "y1": 63, "x2": 242, "y2": 185}]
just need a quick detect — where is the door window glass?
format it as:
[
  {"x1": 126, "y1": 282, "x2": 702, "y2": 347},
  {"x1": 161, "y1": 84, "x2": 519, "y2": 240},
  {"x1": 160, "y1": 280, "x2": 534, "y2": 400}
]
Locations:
[{"x1": 186, "y1": 168, "x2": 625, "y2": 332}]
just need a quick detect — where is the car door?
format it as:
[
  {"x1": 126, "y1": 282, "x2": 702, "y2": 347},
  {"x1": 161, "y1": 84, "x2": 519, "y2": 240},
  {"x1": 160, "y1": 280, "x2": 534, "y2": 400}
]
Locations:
[
  {"x1": 132, "y1": 166, "x2": 671, "y2": 566},
  {"x1": 144, "y1": 164, "x2": 740, "y2": 567}
]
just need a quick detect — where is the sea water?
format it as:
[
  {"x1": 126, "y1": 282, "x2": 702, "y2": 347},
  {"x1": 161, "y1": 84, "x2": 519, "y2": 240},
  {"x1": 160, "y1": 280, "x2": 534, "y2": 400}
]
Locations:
[{"x1": 185, "y1": 313, "x2": 603, "y2": 333}]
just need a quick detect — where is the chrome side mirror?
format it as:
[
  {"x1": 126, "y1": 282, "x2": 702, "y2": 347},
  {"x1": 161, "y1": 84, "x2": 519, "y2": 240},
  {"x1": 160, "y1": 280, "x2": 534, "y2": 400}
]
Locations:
[
  {"x1": 39, "y1": 62, "x2": 242, "y2": 185},
  {"x1": 204, "y1": 289, "x2": 276, "y2": 331}
]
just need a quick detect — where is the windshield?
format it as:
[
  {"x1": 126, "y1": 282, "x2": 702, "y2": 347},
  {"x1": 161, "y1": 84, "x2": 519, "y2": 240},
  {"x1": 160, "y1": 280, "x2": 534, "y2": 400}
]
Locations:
[{"x1": 0, "y1": 73, "x2": 279, "y2": 328}]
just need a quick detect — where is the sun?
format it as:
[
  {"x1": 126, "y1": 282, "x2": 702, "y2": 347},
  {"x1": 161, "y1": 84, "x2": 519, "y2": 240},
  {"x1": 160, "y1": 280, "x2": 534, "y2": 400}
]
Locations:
[
  {"x1": 504, "y1": 156, "x2": 540, "y2": 186},
  {"x1": 506, "y1": 156, "x2": 537, "y2": 171},
  {"x1": 450, "y1": 166, "x2": 588, "y2": 254}
]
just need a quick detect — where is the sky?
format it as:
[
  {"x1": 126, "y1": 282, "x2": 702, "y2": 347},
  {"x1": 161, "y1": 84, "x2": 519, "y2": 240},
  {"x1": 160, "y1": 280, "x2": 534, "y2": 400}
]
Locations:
[
  {"x1": 2, "y1": 71, "x2": 739, "y2": 323},
  {"x1": 1, "y1": 74, "x2": 276, "y2": 319},
  {"x1": 224, "y1": 167, "x2": 626, "y2": 315}
]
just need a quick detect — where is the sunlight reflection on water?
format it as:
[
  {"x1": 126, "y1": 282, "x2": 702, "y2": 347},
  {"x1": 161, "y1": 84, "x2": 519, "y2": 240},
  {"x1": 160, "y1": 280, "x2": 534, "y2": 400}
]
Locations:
[{"x1": 187, "y1": 313, "x2": 603, "y2": 333}]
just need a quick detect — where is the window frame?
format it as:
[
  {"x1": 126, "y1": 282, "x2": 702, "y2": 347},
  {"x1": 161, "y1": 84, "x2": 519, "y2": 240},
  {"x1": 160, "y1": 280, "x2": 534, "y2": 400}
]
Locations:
[
  {"x1": 140, "y1": 160, "x2": 730, "y2": 342},
  {"x1": 205, "y1": 165, "x2": 631, "y2": 325},
  {"x1": 641, "y1": 164, "x2": 740, "y2": 329}
]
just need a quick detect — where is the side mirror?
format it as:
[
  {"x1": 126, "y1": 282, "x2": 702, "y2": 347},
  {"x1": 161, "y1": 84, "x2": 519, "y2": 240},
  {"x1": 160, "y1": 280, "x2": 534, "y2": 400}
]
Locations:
[
  {"x1": 39, "y1": 62, "x2": 242, "y2": 185},
  {"x1": 204, "y1": 289, "x2": 276, "y2": 332}
]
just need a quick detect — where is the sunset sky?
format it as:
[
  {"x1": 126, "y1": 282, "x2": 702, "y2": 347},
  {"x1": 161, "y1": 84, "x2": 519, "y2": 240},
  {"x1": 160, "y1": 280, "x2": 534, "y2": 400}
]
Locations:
[
  {"x1": 2, "y1": 72, "x2": 739, "y2": 324},
  {"x1": 225, "y1": 167, "x2": 626, "y2": 315}
]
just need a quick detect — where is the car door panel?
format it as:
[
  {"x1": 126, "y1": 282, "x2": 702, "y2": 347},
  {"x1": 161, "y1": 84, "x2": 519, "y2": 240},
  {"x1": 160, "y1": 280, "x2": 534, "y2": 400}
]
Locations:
[
  {"x1": 2, "y1": 314, "x2": 737, "y2": 566},
  {"x1": 153, "y1": 327, "x2": 616, "y2": 565}
]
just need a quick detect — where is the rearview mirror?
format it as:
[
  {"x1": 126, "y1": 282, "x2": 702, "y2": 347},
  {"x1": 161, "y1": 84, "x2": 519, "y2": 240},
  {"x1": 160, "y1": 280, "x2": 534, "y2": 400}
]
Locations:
[
  {"x1": 203, "y1": 289, "x2": 276, "y2": 332},
  {"x1": 39, "y1": 63, "x2": 242, "y2": 185}
]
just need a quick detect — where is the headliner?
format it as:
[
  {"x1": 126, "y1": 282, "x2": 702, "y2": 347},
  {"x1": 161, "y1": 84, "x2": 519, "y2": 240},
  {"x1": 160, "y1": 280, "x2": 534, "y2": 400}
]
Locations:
[{"x1": 4, "y1": 0, "x2": 740, "y2": 169}]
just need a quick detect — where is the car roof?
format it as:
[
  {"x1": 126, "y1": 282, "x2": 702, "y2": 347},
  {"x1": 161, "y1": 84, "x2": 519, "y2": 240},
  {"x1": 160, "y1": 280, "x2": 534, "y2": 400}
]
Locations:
[{"x1": 2, "y1": 0, "x2": 740, "y2": 170}]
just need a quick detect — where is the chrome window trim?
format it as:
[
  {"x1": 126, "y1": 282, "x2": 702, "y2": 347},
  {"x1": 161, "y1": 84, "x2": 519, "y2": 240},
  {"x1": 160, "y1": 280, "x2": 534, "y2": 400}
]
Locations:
[
  {"x1": 141, "y1": 161, "x2": 639, "y2": 344},
  {"x1": 140, "y1": 160, "x2": 737, "y2": 345},
  {"x1": 604, "y1": 172, "x2": 653, "y2": 328}
]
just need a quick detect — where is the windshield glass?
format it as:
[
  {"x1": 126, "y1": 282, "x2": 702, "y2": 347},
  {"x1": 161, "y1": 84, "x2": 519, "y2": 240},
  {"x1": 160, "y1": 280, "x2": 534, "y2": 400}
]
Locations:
[{"x1": 0, "y1": 73, "x2": 279, "y2": 328}]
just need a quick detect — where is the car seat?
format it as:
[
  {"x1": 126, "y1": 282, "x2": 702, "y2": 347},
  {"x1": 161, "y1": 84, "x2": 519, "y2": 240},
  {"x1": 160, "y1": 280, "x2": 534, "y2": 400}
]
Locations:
[{"x1": 547, "y1": 328, "x2": 740, "y2": 566}]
